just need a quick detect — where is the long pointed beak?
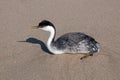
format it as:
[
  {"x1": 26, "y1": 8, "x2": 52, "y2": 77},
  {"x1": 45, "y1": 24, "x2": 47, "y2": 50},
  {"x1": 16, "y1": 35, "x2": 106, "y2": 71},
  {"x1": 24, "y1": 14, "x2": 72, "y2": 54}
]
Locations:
[{"x1": 27, "y1": 26, "x2": 39, "y2": 29}]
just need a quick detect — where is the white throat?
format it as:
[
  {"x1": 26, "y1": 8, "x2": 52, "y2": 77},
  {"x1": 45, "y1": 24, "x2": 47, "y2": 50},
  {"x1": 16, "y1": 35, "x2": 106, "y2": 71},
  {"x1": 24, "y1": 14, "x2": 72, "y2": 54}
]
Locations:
[
  {"x1": 40, "y1": 26, "x2": 64, "y2": 54},
  {"x1": 41, "y1": 26, "x2": 55, "y2": 53}
]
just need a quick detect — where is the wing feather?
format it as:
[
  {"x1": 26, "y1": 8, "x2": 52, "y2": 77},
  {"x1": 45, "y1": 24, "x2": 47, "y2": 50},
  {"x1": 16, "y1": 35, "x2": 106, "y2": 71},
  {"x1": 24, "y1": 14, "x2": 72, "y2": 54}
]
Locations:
[{"x1": 54, "y1": 32, "x2": 94, "y2": 50}]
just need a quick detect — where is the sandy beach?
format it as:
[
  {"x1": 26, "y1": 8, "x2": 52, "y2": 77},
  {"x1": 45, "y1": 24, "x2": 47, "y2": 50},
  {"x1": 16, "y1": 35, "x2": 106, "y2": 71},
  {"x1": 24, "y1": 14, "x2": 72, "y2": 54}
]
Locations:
[{"x1": 0, "y1": 0, "x2": 120, "y2": 80}]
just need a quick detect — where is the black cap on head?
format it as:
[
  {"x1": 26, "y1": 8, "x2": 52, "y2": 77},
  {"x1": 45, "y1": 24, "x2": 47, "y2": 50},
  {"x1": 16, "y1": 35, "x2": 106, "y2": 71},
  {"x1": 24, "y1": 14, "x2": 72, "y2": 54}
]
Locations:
[{"x1": 38, "y1": 20, "x2": 55, "y2": 28}]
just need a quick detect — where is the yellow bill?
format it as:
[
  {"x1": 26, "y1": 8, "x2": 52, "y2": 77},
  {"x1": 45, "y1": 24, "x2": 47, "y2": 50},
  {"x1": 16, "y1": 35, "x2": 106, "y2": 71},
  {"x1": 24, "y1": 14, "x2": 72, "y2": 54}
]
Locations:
[{"x1": 27, "y1": 26, "x2": 39, "y2": 29}]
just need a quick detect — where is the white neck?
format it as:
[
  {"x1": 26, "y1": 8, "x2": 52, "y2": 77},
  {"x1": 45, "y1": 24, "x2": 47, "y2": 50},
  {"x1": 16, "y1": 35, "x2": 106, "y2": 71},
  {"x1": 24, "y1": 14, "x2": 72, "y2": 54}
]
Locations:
[
  {"x1": 40, "y1": 26, "x2": 55, "y2": 53},
  {"x1": 47, "y1": 26, "x2": 55, "y2": 49},
  {"x1": 40, "y1": 26, "x2": 64, "y2": 54}
]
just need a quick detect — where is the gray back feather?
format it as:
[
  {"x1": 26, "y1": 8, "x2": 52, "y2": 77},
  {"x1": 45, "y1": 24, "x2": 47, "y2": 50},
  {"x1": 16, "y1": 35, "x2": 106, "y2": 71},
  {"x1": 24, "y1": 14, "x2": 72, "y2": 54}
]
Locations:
[{"x1": 54, "y1": 32, "x2": 94, "y2": 49}]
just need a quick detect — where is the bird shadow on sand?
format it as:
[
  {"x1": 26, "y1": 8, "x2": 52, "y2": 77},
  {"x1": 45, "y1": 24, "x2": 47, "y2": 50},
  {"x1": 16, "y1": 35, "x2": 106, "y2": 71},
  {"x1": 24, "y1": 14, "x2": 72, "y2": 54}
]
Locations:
[{"x1": 18, "y1": 37, "x2": 53, "y2": 54}]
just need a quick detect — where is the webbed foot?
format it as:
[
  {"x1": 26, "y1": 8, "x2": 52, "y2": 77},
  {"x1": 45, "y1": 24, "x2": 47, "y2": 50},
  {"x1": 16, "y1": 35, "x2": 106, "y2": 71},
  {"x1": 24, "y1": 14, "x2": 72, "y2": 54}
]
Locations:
[{"x1": 80, "y1": 53, "x2": 93, "y2": 60}]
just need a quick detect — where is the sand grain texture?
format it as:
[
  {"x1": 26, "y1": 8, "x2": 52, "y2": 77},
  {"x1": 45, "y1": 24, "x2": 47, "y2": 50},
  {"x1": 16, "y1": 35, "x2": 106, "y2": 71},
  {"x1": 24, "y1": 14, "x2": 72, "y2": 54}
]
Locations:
[{"x1": 0, "y1": 0, "x2": 120, "y2": 80}]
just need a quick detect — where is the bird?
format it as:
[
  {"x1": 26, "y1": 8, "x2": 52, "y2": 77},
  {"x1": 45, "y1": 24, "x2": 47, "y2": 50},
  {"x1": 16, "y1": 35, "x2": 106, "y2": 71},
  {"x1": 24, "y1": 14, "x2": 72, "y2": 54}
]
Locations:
[{"x1": 29, "y1": 20, "x2": 100, "y2": 59}]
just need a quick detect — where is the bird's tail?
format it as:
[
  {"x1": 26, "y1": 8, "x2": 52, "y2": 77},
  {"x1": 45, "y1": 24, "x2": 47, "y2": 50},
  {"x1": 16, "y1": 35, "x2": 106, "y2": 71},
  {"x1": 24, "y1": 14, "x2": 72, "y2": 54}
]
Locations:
[{"x1": 90, "y1": 41, "x2": 100, "y2": 53}]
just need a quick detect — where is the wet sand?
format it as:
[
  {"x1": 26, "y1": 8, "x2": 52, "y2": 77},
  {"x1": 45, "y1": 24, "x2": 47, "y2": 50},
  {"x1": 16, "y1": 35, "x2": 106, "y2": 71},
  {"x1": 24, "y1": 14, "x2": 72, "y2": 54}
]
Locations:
[{"x1": 0, "y1": 0, "x2": 120, "y2": 80}]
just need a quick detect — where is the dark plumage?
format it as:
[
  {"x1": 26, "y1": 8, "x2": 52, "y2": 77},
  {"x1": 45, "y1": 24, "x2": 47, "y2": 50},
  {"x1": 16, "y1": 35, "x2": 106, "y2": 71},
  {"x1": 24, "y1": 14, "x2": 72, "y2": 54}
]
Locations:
[{"x1": 54, "y1": 32, "x2": 99, "y2": 53}]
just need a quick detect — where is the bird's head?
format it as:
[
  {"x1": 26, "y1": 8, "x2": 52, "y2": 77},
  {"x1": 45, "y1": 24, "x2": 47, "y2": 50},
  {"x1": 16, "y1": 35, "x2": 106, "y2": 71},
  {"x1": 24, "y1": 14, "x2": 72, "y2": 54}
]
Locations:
[{"x1": 28, "y1": 20, "x2": 56, "y2": 32}]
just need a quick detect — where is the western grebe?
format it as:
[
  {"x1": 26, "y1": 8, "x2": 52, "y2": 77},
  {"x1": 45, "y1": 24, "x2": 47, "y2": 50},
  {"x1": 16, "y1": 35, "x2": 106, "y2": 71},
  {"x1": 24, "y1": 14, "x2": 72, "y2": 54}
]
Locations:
[{"x1": 29, "y1": 20, "x2": 100, "y2": 59}]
